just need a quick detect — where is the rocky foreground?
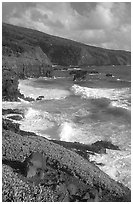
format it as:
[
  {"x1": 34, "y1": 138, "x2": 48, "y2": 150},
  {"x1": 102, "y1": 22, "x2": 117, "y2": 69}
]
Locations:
[{"x1": 2, "y1": 116, "x2": 131, "y2": 202}]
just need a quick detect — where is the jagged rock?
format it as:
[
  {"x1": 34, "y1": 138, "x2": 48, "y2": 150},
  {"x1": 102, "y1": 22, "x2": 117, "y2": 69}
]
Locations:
[{"x1": 36, "y1": 96, "x2": 44, "y2": 101}]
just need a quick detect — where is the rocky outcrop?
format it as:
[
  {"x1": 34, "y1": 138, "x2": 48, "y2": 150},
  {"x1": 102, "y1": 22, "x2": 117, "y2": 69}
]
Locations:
[
  {"x1": 2, "y1": 46, "x2": 52, "y2": 79},
  {"x1": 2, "y1": 127, "x2": 131, "y2": 202},
  {"x1": 69, "y1": 70, "x2": 88, "y2": 81},
  {"x1": 2, "y1": 34, "x2": 52, "y2": 101}
]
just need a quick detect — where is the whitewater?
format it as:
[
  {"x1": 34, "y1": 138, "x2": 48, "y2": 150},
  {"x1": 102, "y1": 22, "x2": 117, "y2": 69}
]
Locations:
[
  {"x1": 71, "y1": 84, "x2": 131, "y2": 110},
  {"x1": 3, "y1": 74, "x2": 131, "y2": 189}
]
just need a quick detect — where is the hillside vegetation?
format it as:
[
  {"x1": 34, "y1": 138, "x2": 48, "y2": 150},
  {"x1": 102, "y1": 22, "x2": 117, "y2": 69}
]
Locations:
[
  {"x1": 2, "y1": 23, "x2": 53, "y2": 101},
  {"x1": 2, "y1": 22, "x2": 131, "y2": 101},
  {"x1": 3, "y1": 23, "x2": 131, "y2": 67}
]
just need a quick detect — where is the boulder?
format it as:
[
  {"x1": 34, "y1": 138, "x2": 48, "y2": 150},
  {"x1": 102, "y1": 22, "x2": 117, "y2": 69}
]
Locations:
[
  {"x1": 24, "y1": 152, "x2": 47, "y2": 178},
  {"x1": 36, "y1": 96, "x2": 44, "y2": 101}
]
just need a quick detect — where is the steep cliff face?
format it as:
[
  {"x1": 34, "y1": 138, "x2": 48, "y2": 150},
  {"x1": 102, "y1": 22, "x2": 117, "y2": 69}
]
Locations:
[
  {"x1": 2, "y1": 44, "x2": 52, "y2": 79},
  {"x1": 2, "y1": 23, "x2": 131, "y2": 101},
  {"x1": 2, "y1": 23, "x2": 53, "y2": 101},
  {"x1": 78, "y1": 46, "x2": 131, "y2": 66},
  {"x1": 2, "y1": 23, "x2": 131, "y2": 66}
]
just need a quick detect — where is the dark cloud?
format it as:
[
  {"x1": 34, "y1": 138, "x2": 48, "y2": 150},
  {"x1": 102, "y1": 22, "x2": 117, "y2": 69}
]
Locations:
[{"x1": 2, "y1": 2, "x2": 131, "y2": 51}]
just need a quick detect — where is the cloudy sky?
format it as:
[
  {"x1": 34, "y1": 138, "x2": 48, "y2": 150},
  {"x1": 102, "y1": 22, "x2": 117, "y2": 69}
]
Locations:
[{"x1": 2, "y1": 2, "x2": 131, "y2": 51}]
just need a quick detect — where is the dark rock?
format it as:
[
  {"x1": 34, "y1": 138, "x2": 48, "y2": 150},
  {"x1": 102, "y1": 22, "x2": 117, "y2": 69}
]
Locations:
[
  {"x1": 7, "y1": 115, "x2": 23, "y2": 121},
  {"x1": 106, "y1": 73, "x2": 113, "y2": 77},
  {"x1": 92, "y1": 140, "x2": 120, "y2": 151},
  {"x1": 90, "y1": 70, "x2": 99, "y2": 74},
  {"x1": 51, "y1": 139, "x2": 119, "y2": 159},
  {"x1": 2, "y1": 108, "x2": 24, "y2": 116},
  {"x1": 69, "y1": 70, "x2": 88, "y2": 81},
  {"x1": 2, "y1": 119, "x2": 20, "y2": 133},
  {"x1": 36, "y1": 96, "x2": 44, "y2": 101}
]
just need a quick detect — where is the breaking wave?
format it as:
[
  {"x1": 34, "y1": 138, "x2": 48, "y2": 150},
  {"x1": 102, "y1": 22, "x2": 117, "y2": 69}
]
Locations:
[
  {"x1": 19, "y1": 108, "x2": 54, "y2": 139},
  {"x1": 71, "y1": 84, "x2": 131, "y2": 110},
  {"x1": 89, "y1": 149, "x2": 131, "y2": 188}
]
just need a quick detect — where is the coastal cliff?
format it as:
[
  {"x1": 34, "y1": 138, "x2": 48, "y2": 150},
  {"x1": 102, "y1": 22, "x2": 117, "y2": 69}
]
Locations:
[
  {"x1": 2, "y1": 23, "x2": 131, "y2": 202},
  {"x1": 3, "y1": 23, "x2": 131, "y2": 67},
  {"x1": 2, "y1": 23, "x2": 52, "y2": 101}
]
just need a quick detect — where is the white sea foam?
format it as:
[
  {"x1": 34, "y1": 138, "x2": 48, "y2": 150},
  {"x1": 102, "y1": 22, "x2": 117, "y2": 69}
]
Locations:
[
  {"x1": 18, "y1": 79, "x2": 70, "y2": 100},
  {"x1": 71, "y1": 84, "x2": 131, "y2": 110},
  {"x1": 89, "y1": 149, "x2": 131, "y2": 188},
  {"x1": 18, "y1": 97, "x2": 30, "y2": 104},
  {"x1": 2, "y1": 101, "x2": 30, "y2": 109},
  {"x1": 59, "y1": 122, "x2": 74, "y2": 142},
  {"x1": 58, "y1": 121, "x2": 104, "y2": 143},
  {"x1": 20, "y1": 107, "x2": 55, "y2": 136}
]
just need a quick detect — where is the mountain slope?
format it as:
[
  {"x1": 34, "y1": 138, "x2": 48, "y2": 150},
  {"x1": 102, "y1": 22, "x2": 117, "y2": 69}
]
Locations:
[{"x1": 2, "y1": 23, "x2": 131, "y2": 66}]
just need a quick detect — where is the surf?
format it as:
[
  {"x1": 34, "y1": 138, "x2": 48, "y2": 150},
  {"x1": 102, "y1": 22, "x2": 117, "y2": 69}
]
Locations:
[
  {"x1": 71, "y1": 84, "x2": 131, "y2": 110},
  {"x1": 18, "y1": 78, "x2": 71, "y2": 100}
]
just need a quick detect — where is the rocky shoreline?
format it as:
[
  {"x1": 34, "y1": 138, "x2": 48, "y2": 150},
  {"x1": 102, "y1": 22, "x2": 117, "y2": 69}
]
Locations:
[
  {"x1": 2, "y1": 21, "x2": 131, "y2": 202},
  {"x1": 2, "y1": 108, "x2": 131, "y2": 202}
]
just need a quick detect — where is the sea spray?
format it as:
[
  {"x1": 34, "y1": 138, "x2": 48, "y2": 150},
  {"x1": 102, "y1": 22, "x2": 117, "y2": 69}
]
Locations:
[
  {"x1": 58, "y1": 121, "x2": 105, "y2": 144},
  {"x1": 20, "y1": 107, "x2": 55, "y2": 135},
  {"x1": 59, "y1": 122, "x2": 74, "y2": 142},
  {"x1": 89, "y1": 149, "x2": 131, "y2": 188}
]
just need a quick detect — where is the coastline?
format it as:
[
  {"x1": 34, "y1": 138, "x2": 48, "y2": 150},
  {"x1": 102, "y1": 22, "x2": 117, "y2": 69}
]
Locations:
[
  {"x1": 2, "y1": 116, "x2": 131, "y2": 202},
  {"x1": 2, "y1": 18, "x2": 131, "y2": 202},
  {"x1": 2, "y1": 102, "x2": 131, "y2": 189},
  {"x1": 2, "y1": 76, "x2": 131, "y2": 189},
  {"x1": 2, "y1": 76, "x2": 131, "y2": 201}
]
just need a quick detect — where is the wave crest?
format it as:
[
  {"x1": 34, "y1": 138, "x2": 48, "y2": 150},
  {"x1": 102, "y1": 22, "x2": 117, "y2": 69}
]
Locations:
[{"x1": 71, "y1": 84, "x2": 131, "y2": 110}]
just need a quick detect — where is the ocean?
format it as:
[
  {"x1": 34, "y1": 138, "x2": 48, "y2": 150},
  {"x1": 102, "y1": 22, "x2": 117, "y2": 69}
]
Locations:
[{"x1": 3, "y1": 65, "x2": 131, "y2": 188}]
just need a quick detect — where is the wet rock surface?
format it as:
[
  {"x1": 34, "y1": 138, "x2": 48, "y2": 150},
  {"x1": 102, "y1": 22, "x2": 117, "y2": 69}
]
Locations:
[{"x1": 36, "y1": 96, "x2": 44, "y2": 101}]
